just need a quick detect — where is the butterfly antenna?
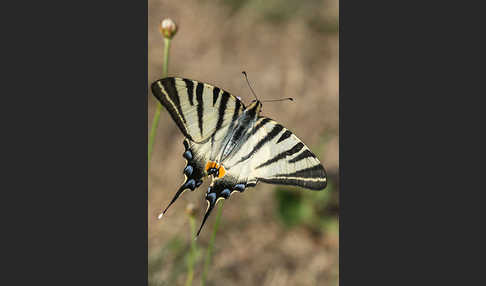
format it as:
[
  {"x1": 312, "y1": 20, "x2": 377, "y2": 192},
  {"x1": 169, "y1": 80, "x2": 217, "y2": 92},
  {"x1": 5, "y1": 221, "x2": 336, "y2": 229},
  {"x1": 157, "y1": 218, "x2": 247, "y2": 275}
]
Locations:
[
  {"x1": 157, "y1": 183, "x2": 188, "y2": 219},
  {"x1": 261, "y1": 98, "x2": 294, "y2": 103},
  {"x1": 242, "y1": 71, "x2": 259, "y2": 101}
]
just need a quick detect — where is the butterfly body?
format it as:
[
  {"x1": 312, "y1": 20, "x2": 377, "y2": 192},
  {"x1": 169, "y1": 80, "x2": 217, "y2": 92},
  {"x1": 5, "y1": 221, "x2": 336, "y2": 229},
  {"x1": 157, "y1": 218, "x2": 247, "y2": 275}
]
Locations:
[
  {"x1": 152, "y1": 77, "x2": 327, "y2": 235},
  {"x1": 217, "y1": 100, "x2": 261, "y2": 163}
]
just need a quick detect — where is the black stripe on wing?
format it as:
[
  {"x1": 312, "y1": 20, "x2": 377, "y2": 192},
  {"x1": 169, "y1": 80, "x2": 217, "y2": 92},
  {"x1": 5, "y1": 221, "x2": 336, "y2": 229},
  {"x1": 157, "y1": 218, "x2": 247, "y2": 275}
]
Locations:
[
  {"x1": 225, "y1": 98, "x2": 242, "y2": 136},
  {"x1": 183, "y1": 79, "x2": 194, "y2": 106},
  {"x1": 196, "y1": 82, "x2": 204, "y2": 137},
  {"x1": 255, "y1": 142, "x2": 304, "y2": 169},
  {"x1": 151, "y1": 78, "x2": 192, "y2": 141},
  {"x1": 212, "y1": 87, "x2": 220, "y2": 106},
  {"x1": 215, "y1": 91, "x2": 230, "y2": 131},
  {"x1": 211, "y1": 90, "x2": 230, "y2": 148},
  {"x1": 277, "y1": 130, "x2": 292, "y2": 143},
  {"x1": 250, "y1": 117, "x2": 271, "y2": 136},
  {"x1": 257, "y1": 165, "x2": 327, "y2": 190},
  {"x1": 236, "y1": 123, "x2": 284, "y2": 164},
  {"x1": 232, "y1": 100, "x2": 242, "y2": 122},
  {"x1": 288, "y1": 149, "x2": 317, "y2": 163}
]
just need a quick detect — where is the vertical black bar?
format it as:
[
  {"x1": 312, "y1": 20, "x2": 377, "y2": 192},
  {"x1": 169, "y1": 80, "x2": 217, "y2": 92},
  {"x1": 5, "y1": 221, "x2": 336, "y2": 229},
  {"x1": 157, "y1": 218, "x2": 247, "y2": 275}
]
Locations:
[
  {"x1": 3, "y1": 0, "x2": 148, "y2": 284},
  {"x1": 340, "y1": 0, "x2": 481, "y2": 285}
]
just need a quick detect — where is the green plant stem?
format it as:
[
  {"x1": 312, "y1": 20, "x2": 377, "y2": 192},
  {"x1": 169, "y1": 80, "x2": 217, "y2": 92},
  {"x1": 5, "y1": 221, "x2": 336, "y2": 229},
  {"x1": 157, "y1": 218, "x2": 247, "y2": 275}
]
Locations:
[
  {"x1": 185, "y1": 216, "x2": 197, "y2": 286},
  {"x1": 148, "y1": 37, "x2": 171, "y2": 167},
  {"x1": 201, "y1": 201, "x2": 224, "y2": 286}
]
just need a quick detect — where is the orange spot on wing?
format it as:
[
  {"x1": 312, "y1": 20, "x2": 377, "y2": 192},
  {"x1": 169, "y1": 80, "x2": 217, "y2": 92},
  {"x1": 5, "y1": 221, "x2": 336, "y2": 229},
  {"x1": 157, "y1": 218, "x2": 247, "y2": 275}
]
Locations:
[
  {"x1": 205, "y1": 161, "x2": 226, "y2": 178},
  {"x1": 218, "y1": 166, "x2": 226, "y2": 178},
  {"x1": 205, "y1": 161, "x2": 219, "y2": 171}
]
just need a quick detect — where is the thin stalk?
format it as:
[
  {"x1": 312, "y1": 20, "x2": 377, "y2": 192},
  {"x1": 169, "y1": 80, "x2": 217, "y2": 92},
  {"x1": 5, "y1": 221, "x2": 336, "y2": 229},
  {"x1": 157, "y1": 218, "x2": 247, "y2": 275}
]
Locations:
[
  {"x1": 201, "y1": 201, "x2": 224, "y2": 286},
  {"x1": 185, "y1": 216, "x2": 197, "y2": 286},
  {"x1": 148, "y1": 37, "x2": 171, "y2": 167}
]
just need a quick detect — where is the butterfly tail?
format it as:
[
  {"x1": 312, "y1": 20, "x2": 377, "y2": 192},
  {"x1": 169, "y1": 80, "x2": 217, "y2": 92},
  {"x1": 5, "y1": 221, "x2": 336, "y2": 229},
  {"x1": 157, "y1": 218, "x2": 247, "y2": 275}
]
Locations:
[
  {"x1": 158, "y1": 179, "x2": 197, "y2": 219},
  {"x1": 196, "y1": 192, "x2": 218, "y2": 237}
]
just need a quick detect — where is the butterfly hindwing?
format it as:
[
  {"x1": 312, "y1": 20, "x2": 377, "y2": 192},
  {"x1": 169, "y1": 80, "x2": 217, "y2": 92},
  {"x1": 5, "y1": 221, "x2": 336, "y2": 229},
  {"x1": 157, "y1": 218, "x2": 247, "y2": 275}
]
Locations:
[
  {"x1": 158, "y1": 139, "x2": 207, "y2": 218},
  {"x1": 151, "y1": 78, "x2": 245, "y2": 143}
]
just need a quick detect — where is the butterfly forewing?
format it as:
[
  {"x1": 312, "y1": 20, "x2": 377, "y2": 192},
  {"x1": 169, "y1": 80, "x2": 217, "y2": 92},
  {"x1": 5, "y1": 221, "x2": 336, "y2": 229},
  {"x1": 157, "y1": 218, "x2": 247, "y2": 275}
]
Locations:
[
  {"x1": 221, "y1": 117, "x2": 327, "y2": 190},
  {"x1": 151, "y1": 77, "x2": 245, "y2": 143}
]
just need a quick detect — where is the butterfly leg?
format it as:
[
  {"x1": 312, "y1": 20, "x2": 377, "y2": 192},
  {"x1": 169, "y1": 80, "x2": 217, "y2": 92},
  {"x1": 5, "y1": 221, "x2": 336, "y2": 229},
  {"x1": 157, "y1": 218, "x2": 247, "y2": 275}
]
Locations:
[
  {"x1": 196, "y1": 179, "x2": 247, "y2": 236},
  {"x1": 158, "y1": 140, "x2": 204, "y2": 219}
]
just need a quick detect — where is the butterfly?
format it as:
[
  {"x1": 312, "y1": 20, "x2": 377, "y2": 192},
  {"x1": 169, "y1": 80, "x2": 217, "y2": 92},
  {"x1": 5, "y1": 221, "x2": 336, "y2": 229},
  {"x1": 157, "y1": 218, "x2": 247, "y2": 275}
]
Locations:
[{"x1": 151, "y1": 76, "x2": 327, "y2": 236}]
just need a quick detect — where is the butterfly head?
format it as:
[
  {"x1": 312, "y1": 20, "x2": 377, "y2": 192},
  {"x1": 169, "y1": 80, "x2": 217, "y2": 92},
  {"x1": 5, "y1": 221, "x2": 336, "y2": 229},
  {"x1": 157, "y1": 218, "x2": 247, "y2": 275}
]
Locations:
[{"x1": 247, "y1": 99, "x2": 263, "y2": 115}]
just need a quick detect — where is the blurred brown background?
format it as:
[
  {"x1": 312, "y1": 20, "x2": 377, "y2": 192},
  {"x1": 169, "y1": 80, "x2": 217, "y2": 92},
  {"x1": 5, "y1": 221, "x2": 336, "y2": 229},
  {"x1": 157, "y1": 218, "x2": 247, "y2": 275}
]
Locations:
[{"x1": 148, "y1": 0, "x2": 339, "y2": 285}]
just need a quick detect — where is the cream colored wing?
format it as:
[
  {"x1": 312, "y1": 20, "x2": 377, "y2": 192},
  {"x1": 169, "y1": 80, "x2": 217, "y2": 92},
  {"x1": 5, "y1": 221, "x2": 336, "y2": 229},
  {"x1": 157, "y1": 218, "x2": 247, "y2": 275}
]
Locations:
[
  {"x1": 222, "y1": 117, "x2": 327, "y2": 190},
  {"x1": 151, "y1": 77, "x2": 245, "y2": 143}
]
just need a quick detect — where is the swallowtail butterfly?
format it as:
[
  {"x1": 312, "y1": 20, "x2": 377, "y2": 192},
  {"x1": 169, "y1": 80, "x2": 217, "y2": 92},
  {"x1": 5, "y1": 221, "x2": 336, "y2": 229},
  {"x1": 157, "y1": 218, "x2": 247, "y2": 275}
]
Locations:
[{"x1": 151, "y1": 76, "x2": 327, "y2": 236}]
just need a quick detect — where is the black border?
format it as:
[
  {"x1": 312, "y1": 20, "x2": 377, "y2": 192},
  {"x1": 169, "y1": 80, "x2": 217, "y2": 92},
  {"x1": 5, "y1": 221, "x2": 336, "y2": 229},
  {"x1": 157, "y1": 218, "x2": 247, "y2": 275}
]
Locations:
[
  {"x1": 339, "y1": 0, "x2": 481, "y2": 284},
  {"x1": 4, "y1": 1, "x2": 148, "y2": 284}
]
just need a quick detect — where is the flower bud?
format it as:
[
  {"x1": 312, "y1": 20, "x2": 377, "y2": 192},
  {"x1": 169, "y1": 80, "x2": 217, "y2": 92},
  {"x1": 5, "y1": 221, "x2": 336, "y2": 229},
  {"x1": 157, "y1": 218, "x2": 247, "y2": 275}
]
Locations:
[{"x1": 160, "y1": 18, "x2": 178, "y2": 39}]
